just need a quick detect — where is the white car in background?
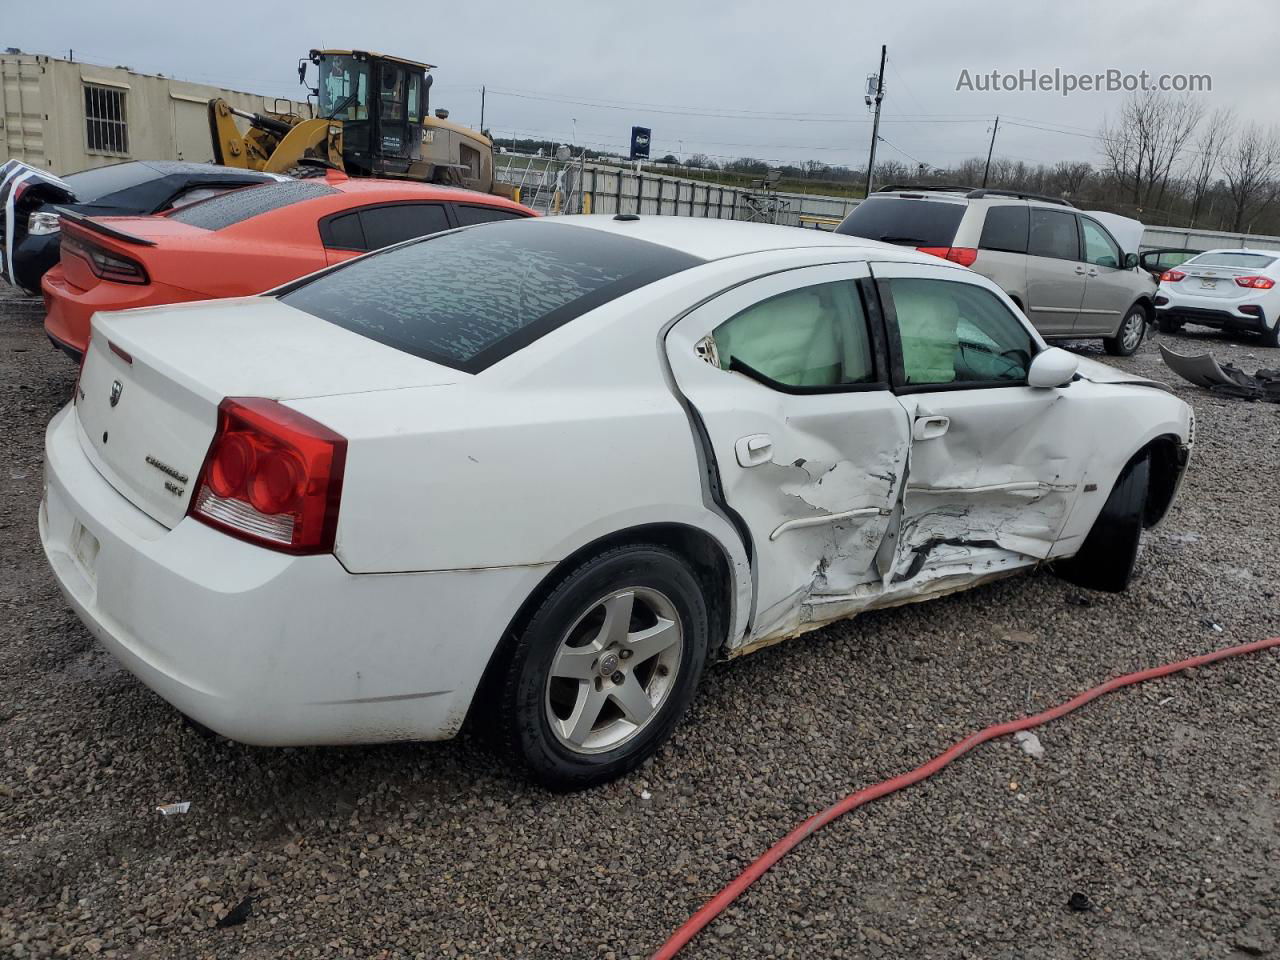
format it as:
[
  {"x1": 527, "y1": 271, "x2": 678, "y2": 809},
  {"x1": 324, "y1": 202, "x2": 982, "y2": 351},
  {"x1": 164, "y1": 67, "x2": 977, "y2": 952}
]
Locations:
[
  {"x1": 41, "y1": 216, "x2": 1193, "y2": 789},
  {"x1": 1155, "y1": 248, "x2": 1280, "y2": 346}
]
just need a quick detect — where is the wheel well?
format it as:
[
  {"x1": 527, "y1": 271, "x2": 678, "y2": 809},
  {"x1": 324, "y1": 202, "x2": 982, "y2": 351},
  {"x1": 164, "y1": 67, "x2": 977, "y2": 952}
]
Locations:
[
  {"x1": 1130, "y1": 297, "x2": 1153, "y2": 320},
  {"x1": 463, "y1": 524, "x2": 736, "y2": 731},
  {"x1": 1141, "y1": 433, "x2": 1186, "y2": 528}
]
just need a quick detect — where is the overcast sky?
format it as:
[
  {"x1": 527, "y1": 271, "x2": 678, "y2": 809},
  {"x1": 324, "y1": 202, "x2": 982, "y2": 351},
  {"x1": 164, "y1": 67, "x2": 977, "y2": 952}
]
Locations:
[{"x1": 9, "y1": 0, "x2": 1271, "y2": 171}]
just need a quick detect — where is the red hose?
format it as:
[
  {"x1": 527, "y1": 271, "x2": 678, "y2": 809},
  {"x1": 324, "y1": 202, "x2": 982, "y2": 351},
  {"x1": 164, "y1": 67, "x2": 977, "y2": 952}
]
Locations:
[{"x1": 651, "y1": 635, "x2": 1280, "y2": 959}]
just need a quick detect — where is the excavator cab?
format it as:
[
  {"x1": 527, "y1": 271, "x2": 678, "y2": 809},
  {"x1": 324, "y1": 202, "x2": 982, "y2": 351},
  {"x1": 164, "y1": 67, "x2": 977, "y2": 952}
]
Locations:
[{"x1": 310, "y1": 49, "x2": 431, "y2": 177}]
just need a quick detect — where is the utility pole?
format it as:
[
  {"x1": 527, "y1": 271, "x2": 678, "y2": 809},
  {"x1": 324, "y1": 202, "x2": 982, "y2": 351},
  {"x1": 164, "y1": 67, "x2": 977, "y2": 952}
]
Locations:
[
  {"x1": 480, "y1": 85, "x2": 486, "y2": 132},
  {"x1": 982, "y1": 116, "x2": 1000, "y2": 187},
  {"x1": 864, "y1": 44, "x2": 886, "y2": 199}
]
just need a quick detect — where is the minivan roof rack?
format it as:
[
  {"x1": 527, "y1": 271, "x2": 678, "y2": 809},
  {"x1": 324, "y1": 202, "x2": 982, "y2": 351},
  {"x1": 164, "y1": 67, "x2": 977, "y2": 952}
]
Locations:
[
  {"x1": 964, "y1": 188, "x2": 1076, "y2": 208},
  {"x1": 876, "y1": 184, "x2": 975, "y2": 195}
]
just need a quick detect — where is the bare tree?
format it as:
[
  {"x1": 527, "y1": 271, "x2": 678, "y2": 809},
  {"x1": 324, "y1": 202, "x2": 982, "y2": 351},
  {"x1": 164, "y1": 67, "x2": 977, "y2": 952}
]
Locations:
[
  {"x1": 1222, "y1": 123, "x2": 1280, "y2": 232},
  {"x1": 1053, "y1": 161, "x2": 1093, "y2": 197},
  {"x1": 1099, "y1": 91, "x2": 1204, "y2": 211},
  {"x1": 1184, "y1": 108, "x2": 1235, "y2": 227}
]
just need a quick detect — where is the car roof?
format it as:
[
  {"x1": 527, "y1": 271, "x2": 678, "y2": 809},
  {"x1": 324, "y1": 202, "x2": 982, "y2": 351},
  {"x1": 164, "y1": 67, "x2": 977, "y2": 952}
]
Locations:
[
  {"x1": 326, "y1": 177, "x2": 525, "y2": 207},
  {"x1": 131, "y1": 160, "x2": 276, "y2": 179},
  {"x1": 544, "y1": 214, "x2": 943, "y2": 264},
  {"x1": 1190, "y1": 247, "x2": 1279, "y2": 256}
]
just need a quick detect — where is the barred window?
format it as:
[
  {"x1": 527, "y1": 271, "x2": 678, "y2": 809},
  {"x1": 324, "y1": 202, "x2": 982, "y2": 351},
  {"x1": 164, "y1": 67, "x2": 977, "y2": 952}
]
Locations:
[{"x1": 84, "y1": 85, "x2": 129, "y2": 155}]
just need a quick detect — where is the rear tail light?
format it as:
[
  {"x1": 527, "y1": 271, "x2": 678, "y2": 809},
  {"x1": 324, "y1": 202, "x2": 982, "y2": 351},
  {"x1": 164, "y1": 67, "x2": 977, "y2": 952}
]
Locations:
[
  {"x1": 1234, "y1": 275, "x2": 1275, "y2": 289},
  {"x1": 916, "y1": 246, "x2": 978, "y2": 267},
  {"x1": 189, "y1": 398, "x2": 347, "y2": 555},
  {"x1": 1160, "y1": 270, "x2": 1185, "y2": 282},
  {"x1": 61, "y1": 231, "x2": 149, "y2": 285}
]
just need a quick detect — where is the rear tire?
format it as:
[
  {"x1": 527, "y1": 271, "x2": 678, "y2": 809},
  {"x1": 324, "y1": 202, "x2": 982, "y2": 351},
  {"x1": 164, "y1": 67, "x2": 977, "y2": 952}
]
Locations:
[
  {"x1": 1262, "y1": 319, "x2": 1280, "y2": 348},
  {"x1": 1157, "y1": 314, "x2": 1183, "y2": 334},
  {"x1": 497, "y1": 544, "x2": 709, "y2": 791},
  {"x1": 1104, "y1": 305, "x2": 1148, "y2": 356},
  {"x1": 1054, "y1": 454, "x2": 1150, "y2": 593}
]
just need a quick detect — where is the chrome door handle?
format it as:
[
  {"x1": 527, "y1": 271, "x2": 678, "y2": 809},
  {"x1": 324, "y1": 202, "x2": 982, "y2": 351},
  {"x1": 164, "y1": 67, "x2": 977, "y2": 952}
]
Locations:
[
  {"x1": 912, "y1": 415, "x2": 950, "y2": 441},
  {"x1": 1074, "y1": 266, "x2": 1087, "y2": 275},
  {"x1": 735, "y1": 434, "x2": 773, "y2": 467}
]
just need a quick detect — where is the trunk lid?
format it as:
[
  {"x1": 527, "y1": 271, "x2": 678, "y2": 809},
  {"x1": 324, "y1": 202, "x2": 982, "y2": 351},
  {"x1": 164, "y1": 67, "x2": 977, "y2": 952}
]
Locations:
[
  {"x1": 1175, "y1": 263, "x2": 1254, "y2": 300},
  {"x1": 75, "y1": 296, "x2": 460, "y2": 528}
]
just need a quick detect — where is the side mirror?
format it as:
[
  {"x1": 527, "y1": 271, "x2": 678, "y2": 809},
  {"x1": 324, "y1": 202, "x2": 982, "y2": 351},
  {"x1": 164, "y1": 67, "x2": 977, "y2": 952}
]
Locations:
[
  {"x1": 1124, "y1": 252, "x2": 1139, "y2": 270},
  {"x1": 1027, "y1": 347, "x2": 1079, "y2": 388}
]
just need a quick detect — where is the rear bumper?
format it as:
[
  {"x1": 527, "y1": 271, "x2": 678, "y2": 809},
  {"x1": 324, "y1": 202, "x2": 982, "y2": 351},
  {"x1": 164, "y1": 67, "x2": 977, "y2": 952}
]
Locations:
[
  {"x1": 1155, "y1": 295, "x2": 1274, "y2": 334},
  {"x1": 41, "y1": 267, "x2": 206, "y2": 355},
  {"x1": 40, "y1": 404, "x2": 546, "y2": 746}
]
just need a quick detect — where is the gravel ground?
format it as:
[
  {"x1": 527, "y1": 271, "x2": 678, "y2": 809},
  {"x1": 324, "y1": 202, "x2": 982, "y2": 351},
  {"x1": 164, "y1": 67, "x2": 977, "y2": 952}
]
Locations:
[{"x1": 1, "y1": 286, "x2": 1277, "y2": 959}]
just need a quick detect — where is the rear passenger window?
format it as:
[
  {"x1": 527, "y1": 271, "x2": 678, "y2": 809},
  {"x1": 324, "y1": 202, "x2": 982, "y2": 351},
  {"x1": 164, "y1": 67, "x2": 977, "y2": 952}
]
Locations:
[
  {"x1": 885, "y1": 278, "x2": 1034, "y2": 387},
  {"x1": 979, "y1": 205, "x2": 1028, "y2": 254},
  {"x1": 1027, "y1": 209, "x2": 1080, "y2": 261},
  {"x1": 454, "y1": 205, "x2": 527, "y2": 226},
  {"x1": 711, "y1": 280, "x2": 875, "y2": 390},
  {"x1": 359, "y1": 203, "x2": 451, "y2": 249},
  {"x1": 323, "y1": 211, "x2": 367, "y2": 250}
]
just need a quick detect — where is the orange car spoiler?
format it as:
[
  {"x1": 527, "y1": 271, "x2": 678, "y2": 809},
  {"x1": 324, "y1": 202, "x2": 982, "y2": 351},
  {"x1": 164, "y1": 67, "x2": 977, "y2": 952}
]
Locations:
[{"x1": 58, "y1": 210, "x2": 157, "y2": 247}]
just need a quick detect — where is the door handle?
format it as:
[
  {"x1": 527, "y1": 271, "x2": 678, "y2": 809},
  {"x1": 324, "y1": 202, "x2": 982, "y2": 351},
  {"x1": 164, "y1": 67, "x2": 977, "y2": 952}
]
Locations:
[
  {"x1": 1087, "y1": 269, "x2": 1099, "y2": 277},
  {"x1": 1074, "y1": 266, "x2": 1087, "y2": 275},
  {"x1": 735, "y1": 434, "x2": 773, "y2": 467},
  {"x1": 912, "y1": 415, "x2": 950, "y2": 441}
]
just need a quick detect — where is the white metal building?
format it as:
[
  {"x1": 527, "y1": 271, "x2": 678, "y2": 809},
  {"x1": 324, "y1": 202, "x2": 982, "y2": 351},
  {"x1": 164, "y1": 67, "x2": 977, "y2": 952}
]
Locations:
[{"x1": 0, "y1": 52, "x2": 309, "y2": 175}]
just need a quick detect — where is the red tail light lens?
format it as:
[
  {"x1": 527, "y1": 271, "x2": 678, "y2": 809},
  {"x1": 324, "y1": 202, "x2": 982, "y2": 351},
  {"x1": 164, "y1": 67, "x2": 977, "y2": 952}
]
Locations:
[
  {"x1": 189, "y1": 398, "x2": 347, "y2": 555},
  {"x1": 916, "y1": 246, "x2": 978, "y2": 267},
  {"x1": 1160, "y1": 270, "x2": 1185, "y2": 282},
  {"x1": 1234, "y1": 275, "x2": 1276, "y2": 289},
  {"x1": 60, "y1": 230, "x2": 149, "y2": 285}
]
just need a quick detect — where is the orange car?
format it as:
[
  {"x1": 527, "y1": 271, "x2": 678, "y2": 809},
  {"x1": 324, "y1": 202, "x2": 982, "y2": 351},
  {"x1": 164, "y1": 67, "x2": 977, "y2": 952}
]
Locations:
[{"x1": 43, "y1": 172, "x2": 533, "y2": 357}]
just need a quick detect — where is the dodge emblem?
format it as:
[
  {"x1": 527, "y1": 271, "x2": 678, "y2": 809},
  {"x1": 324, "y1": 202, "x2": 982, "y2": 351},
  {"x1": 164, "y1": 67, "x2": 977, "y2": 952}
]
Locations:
[{"x1": 109, "y1": 380, "x2": 123, "y2": 407}]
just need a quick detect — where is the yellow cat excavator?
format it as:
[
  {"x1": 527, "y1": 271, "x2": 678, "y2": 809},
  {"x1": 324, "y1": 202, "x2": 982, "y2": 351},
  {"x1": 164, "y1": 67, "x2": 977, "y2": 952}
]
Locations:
[{"x1": 208, "y1": 49, "x2": 508, "y2": 196}]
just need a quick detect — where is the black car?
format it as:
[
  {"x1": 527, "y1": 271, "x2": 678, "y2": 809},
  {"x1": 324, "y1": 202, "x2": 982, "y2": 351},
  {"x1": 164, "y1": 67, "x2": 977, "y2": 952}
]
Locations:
[
  {"x1": 1138, "y1": 247, "x2": 1199, "y2": 280},
  {"x1": 0, "y1": 160, "x2": 285, "y2": 294}
]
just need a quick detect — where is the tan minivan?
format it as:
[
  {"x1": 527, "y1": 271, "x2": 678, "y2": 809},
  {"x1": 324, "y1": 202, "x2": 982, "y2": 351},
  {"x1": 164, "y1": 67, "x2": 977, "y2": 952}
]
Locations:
[{"x1": 836, "y1": 186, "x2": 1157, "y2": 356}]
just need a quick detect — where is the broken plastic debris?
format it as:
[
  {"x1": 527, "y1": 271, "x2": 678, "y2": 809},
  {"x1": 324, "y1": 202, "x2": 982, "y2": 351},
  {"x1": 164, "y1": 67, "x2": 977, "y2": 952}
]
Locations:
[
  {"x1": 156, "y1": 801, "x2": 191, "y2": 816},
  {"x1": 1200, "y1": 619, "x2": 1224, "y2": 633},
  {"x1": 1158, "y1": 696, "x2": 1175, "y2": 706},
  {"x1": 216, "y1": 895, "x2": 254, "y2": 929},
  {"x1": 1068, "y1": 892, "x2": 1094, "y2": 912},
  {"x1": 640, "y1": 789, "x2": 653, "y2": 801},
  {"x1": 1013, "y1": 731, "x2": 1045, "y2": 759},
  {"x1": 1160, "y1": 344, "x2": 1280, "y2": 401}
]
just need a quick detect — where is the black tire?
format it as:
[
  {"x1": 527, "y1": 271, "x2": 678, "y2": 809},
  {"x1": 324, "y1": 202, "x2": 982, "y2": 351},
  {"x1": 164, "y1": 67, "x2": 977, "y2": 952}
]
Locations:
[
  {"x1": 497, "y1": 544, "x2": 709, "y2": 790},
  {"x1": 1054, "y1": 454, "x2": 1150, "y2": 592},
  {"x1": 1262, "y1": 320, "x2": 1280, "y2": 348},
  {"x1": 1157, "y1": 314, "x2": 1184, "y2": 334},
  {"x1": 1104, "y1": 305, "x2": 1148, "y2": 356}
]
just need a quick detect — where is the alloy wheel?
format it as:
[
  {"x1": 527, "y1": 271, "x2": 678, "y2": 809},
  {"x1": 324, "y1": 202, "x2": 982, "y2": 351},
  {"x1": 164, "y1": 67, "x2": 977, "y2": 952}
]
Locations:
[{"x1": 544, "y1": 587, "x2": 684, "y2": 754}]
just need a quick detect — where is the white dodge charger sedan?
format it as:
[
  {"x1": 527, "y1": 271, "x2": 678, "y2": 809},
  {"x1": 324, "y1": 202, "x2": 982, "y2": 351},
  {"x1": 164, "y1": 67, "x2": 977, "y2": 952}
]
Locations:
[{"x1": 41, "y1": 216, "x2": 1193, "y2": 789}]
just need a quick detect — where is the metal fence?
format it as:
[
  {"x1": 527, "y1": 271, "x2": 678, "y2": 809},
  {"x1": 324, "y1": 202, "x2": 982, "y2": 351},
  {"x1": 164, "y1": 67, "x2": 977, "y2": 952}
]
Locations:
[{"x1": 495, "y1": 153, "x2": 1280, "y2": 251}]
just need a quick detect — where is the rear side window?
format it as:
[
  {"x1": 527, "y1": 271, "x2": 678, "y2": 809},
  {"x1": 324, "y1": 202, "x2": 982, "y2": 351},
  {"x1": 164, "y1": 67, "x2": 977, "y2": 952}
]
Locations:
[
  {"x1": 836, "y1": 196, "x2": 965, "y2": 247},
  {"x1": 1027, "y1": 208, "x2": 1080, "y2": 261},
  {"x1": 278, "y1": 220, "x2": 702, "y2": 373},
  {"x1": 169, "y1": 180, "x2": 338, "y2": 230},
  {"x1": 712, "y1": 280, "x2": 875, "y2": 390},
  {"x1": 359, "y1": 203, "x2": 451, "y2": 249},
  {"x1": 979, "y1": 205, "x2": 1028, "y2": 254},
  {"x1": 455, "y1": 205, "x2": 528, "y2": 226},
  {"x1": 324, "y1": 211, "x2": 366, "y2": 250}
]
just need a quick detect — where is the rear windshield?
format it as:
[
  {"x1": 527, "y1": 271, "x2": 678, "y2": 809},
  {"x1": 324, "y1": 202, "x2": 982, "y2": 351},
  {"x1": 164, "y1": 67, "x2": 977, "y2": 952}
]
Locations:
[
  {"x1": 1185, "y1": 252, "x2": 1277, "y2": 269},
  {"x1": 836, "y1": 196, "x2": 966, "y2": 247},
  {"x1": 64, "y1": 162, "x2": 158, "y2": 203},
  {"x1": 278, "y1": 220, "x2": 703, "y2": 373},
  {"x1": 168, "y1": 180, "x2": 338, "y2": 230}
]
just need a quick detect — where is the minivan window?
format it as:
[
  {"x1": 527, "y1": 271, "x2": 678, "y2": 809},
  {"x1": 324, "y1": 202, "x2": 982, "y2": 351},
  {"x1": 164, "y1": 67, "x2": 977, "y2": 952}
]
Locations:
[
  {"x1": 1080, "y1": 217, "x2": 1121, "y2": 268},
  {"x1": 978, "y1": 205, "x2": 1029, "y2": 254},
  {"x1": 836, "y1": 196, "x2": 966, "y2": 247},
  {"x1": 1027, "y1": 208, "x2": 1080, "y2": 261},
  {"x1": 278, "y1": 220, "x2": 703, "y2": 373}
]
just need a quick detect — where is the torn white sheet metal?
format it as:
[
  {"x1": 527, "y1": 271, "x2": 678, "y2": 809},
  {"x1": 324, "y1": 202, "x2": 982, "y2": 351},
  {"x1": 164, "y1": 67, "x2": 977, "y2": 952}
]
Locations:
[{"x1": 156, "y1": 801, "x2": 192, "y2": 815}]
